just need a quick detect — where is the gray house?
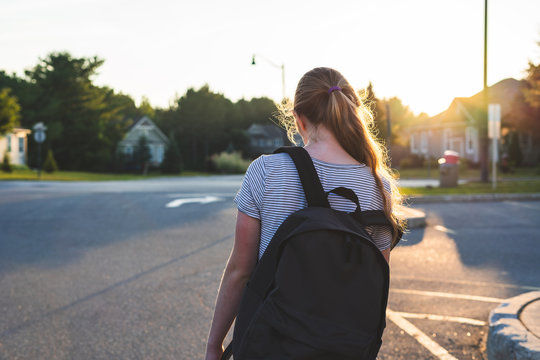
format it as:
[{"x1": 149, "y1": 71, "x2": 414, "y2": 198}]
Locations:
[
  {"x1": 118, "y1": 116, "x2": 168, "y2": 167},
  {"x1": 408, "y1": 78, "x2": 540, "y2": 165},
  {"x1": 247, "y1": 123, "x2": 289, "y2": 157}
]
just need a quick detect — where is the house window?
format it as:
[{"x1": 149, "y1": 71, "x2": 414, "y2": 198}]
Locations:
[
  {"x1": 19, "y1": 137, "x2": 24, "y2": 153},
  {"x1": 443, "y1": 129, "x2": 452, "y2": 151},
  {"x1": 420, "y1": 131, "x2": 428, "y2": 154},
  {"x1": 273, "y1": 138, "x2": 283, "y2": 147},
  {"x1": 157, "y1": 145, "x2": 164, "y2": 163},
  {"x1": 124, "y1": 145, "x2": 133, "y2": 155},
  {"x1": 7, "y1": 135, "x2": 11, "y2": 152},
  {"x1": 149, "y1": 145, "x2": 156, "y2": 162},
  {"x1": 519, "y1": 132, "x2": 532, "y2": 151},
  {"x1": 410, "y1": 133, "x2": 419, "y2": 154},
  {"x1": 465, "y1": 127, "x2": 477, "y2": 154}
]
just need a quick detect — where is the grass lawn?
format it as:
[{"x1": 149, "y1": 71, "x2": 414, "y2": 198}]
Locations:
[
  {"x1": 395, "y1": 166, "x2": 540, "y2": 180},
  {"x1": 401, "y1": 179, "x2": 540, "y2": 196},
  {"x1": 0, "y1": 168, "x2": 211, "y2": 181}
]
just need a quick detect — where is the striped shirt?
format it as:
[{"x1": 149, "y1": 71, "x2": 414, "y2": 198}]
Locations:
[{"x1": 234, "y1": 152, "x2": 392, "y2": 259}]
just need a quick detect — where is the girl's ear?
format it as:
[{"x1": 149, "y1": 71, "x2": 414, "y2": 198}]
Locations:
[{"x1": 294, "y1": 112, "x2": 307, "y2": 133}]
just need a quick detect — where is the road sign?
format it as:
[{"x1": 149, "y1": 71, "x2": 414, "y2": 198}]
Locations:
[
  {"x1": 34, "y1": 131, "x2": 46, "y2": 143},
  {"x1": 488, "y1": 104, "x2": 501, "y2": 189},
  {"x1": 488, "y1": 104, "x2": 501, "y2": 139}
]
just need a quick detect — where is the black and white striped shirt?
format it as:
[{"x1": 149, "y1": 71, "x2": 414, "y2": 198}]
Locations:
[{"x1": 234, "y1": 152, "x2": 392, "y2": 259}]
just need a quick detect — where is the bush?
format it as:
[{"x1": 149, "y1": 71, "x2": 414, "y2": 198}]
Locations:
[
  {"x1": 399, "y1": 154, "x2": 425, "y2": 169},
  {"x1": 210, "y1": 151, "x2": 250, "y2": 174},
  {"x1": 161, "y1": 135, "x2": 183, "y2": 174},
  {"x1": 1, "y1": 152, "x2": 13, "y2": 173},
  {"x1": 43, "y1": 149, "x2": 59, "y2": 173}
]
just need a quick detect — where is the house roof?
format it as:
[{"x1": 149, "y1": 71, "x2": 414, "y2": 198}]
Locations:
[
  {"x1": 411, "y1": 78, "x2": 527, "y2": 131},
  {"x1": 124, "y1": 116, "x2": 169, "y2": 143},
  {"x1": 247, "y1": 123, "x2": 286, "y2": 138}
]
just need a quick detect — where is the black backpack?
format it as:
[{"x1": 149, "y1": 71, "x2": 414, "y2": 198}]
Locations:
[{"x1": 223, "y1": 147, "x2": 400, "y2": 360}]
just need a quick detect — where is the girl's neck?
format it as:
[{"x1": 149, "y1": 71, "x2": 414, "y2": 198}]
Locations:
[{"x1": 302, "y1": 126, "x2": 360, "y2": 165}]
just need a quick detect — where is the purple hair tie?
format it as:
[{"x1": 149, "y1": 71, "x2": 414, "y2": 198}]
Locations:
[{"x1": 328, "y1": 86, "x2": 342, "y2": 94}]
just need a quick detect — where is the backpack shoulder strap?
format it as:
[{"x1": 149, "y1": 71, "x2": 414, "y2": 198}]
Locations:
[{"x1": 273, "y1": 146, "x2": 330, "y2": 208}]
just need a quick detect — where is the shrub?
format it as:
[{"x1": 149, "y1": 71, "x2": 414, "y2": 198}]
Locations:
[
  {"x1": 161, "y1": 135, "x2": 183, "y2": 174},
  {"x1": 43, "y1": 149, "x2": 59, "y2": 173},
  {"x1": 210, "y1": 151, "x2": 250, "y2": 174},
  {"x1": 1, "y1": 152, "x2": 13, "y2": 173},
  {"x1": 399, "y1": 154, "x2": 425, "y2": 169}
]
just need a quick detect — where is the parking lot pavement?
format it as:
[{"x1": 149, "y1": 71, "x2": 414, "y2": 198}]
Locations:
[{"x1": 1, "y1": 180, "x2": 538, "y2": 360}]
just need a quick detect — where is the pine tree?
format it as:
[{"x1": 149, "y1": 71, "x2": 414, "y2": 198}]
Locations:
[
  {"x1": 134, "y1": 135, "x2": 151, "y2": 174},
  {"x1": 43, "y1": 149, "x2": 59, "y2": 173},
  {"x1": 161, "y1": 134, "x2": 183, "y2": 174},
  {"x1": 1, "y1": 152, "x2": 13, "y2": 173}
]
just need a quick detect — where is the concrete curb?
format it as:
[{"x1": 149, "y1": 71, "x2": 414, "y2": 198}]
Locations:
[
  {"x1": 406, "y1": 193, "x2": 540, "y2": 204},
  {"x1": 397, "y1": 205, "x2": 426, "y2": 229},
  {"x1": 487, "y1": 291, "x2": 540, "y2": 360}
]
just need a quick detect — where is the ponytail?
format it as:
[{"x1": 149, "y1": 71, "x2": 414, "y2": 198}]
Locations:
[{"x1": 279, "y1": 67, "x2": 404, "y2": 246}]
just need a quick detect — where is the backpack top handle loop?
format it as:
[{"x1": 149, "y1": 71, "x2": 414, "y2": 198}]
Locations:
[
  {"x1": 274, "y1": 146, "x2": 330, "y2": 208},
  {"x1": 326, "y1": 187, "x2": 362, "y2": 215}
]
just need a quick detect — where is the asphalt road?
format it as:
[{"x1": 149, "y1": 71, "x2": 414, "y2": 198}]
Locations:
[{"x1": 0, "y1": 178, "x2": 538, "y2": 360}]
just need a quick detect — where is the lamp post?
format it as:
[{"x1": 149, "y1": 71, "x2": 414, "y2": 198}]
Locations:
[
  {"x1": 480, "y1": 0, "x2": 489, "y2": 181},
  {"x1": 251, "y1": 54, "x2": 286, "y2": 100}
]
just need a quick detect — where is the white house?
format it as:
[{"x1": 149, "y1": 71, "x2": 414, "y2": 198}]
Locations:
[
  {"x1": 0, "y1": 127, "x2": 31, "y2": 166},
  {"x1": 118, "y1": 116, "x2": 168, "y2": 167}
]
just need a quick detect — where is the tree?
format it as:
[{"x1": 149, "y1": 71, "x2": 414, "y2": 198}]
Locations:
[
  {"x1": 134, "y1": 135, "x2": 151, "y2": 174},
  {"x1": 43, "y1": 149, "x2": 59, "y2": 173},
  {"x1": 523, "y1": 47, "x2": 540, "y2": 109},
  {"x1": 137, "y1": 96, "x2": 155, "y2": 119},
  {"x1": 21, "y1": 52, "x2": 143, "y2": 172},
  {"x1": 361, "y1": 82, "x2": 387, "y2": 144},
  {"x1": 507, "y1": 130, "x2": 523, "y2": 167},
  {"x1": 161, "y1": 134, "x2": 183, "y2": 174},
  {"x1": 1, "y1": 152, "x2": 12, "y2": 173},
  {"x1": 0, "y1": 88, "x2": 21, "y2": 135}
]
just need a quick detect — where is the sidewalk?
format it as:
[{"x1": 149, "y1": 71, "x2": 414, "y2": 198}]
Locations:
[
  {"x1": 398, "y1": 195, "x2": 540, "y2": 360},
  {"x1": 487, "y1": 291, "x2": 540, "y2": 359}
]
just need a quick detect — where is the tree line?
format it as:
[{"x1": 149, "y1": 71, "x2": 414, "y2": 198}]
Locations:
[
  {"x1": 0, "y1": 52, "x2": 278, "y2": 172},
  {"x1": 3, "y1": 50, "x2": 537, "y2": 173}
]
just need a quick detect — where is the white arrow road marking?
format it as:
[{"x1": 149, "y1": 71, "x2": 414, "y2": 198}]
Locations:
[{"x1": 165, "y1": 196, "x2": 222, "y2": 208}]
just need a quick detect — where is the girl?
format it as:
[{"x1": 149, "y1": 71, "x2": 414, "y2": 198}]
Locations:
[{"x1": 206, "y1": 67, "x2": 403, "y2": 360}]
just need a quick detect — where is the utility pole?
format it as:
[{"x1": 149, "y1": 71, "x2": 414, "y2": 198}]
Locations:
[
  {"x1": 480, "y1": 0, "x2": 489, "y2": 181},
  {"x1": 385, "y1": 102, "x2": 392, "y2": 160}
]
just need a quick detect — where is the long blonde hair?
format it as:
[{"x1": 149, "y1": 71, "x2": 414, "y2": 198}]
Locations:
[{"x1": 279, "y1": 67, "x2": 404, "y2": 247}]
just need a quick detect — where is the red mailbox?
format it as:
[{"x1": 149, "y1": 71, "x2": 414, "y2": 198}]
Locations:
[{"x1": 443, "y1": 150, "x2": 459, "y2": 165}]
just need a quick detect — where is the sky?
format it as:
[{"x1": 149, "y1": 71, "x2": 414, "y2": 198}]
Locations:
[{"x1": 1, "y1": 0, "x2": 539, "y2": 116}]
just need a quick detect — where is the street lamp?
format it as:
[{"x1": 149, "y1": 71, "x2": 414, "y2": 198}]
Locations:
[{"x1": 251, "y1": 54, "x2": 286, "y2": 100}]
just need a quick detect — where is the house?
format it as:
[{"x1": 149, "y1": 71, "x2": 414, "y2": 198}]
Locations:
[
  {"x1": 0, "y1": 127, "x2": 31, "y2": 166},
  {"x1": 408, "y1": 78, "x2": 540, "y2": 165},
  {"x1": 118, "y1": 116, "x2": 168, "y2": 167},
  {"x1": 247, "y1": 123, "x2": 290, "y2": 157}
]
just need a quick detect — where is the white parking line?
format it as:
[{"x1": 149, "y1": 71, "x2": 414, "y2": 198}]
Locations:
[
  {"x1": 391, "y1": 288, "x2": 504, "y2": 303},
  {"x1": 391, "y1": 275, "x2": 540, "y2": 291},
  {"x1": 433, "y1": 225, "x2": 456, "y2": 234},
  {"x1": 387, "y1": 309, "x2": 458, "y2": 360},
  {"x1": 393, "y1": 311, "x2": 486, "y2": 326}
]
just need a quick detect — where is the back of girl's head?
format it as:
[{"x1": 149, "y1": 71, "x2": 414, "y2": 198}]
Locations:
[{"x1": 282, "y1": 67, "x2": 404, "y2": 246}]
